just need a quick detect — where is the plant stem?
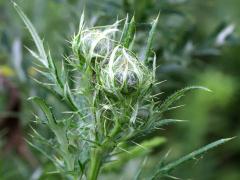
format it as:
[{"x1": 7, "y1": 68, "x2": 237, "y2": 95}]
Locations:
[
  {"x1": 88, "y1": 147, "x2": 103, "y2": 180},
  {"x1": 88, "y1": 121, "x2": 121, "y2": 180}
]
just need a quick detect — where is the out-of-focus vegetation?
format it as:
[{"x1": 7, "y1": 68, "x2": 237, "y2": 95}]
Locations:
[{"x1": 0, "y1": 0, "x2": 239, "y2": 179}]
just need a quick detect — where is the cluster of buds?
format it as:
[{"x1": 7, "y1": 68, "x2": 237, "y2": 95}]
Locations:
[{"x1": 72, "y1": 19, "x2": 154, "y2": 100}]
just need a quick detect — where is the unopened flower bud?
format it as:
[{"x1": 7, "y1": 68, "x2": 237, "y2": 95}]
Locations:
[
  {"x1": 100, "y1": 46, "x2": 153, "y2": 98},
  {"x1": 114, "y1": 71, "x2": 138, "y2": 94},
  {"x1": 72, "y1": 28, "x2": 116, "y2": 66},
  {"x1": 81, "y1": 30, "x2": 113, "y2": 58}
]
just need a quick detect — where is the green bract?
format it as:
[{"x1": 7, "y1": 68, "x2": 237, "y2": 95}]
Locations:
[{"x1": 100, "y1": 46, "x2": 153, "y2": 98}]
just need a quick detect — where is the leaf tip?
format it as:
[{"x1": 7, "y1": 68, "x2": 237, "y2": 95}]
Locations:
[
  {"x1": 27, "y1": 96, "x2": 39, "y2": 101},
  {"x1": 11, "y1": 0, "x2": 17, "y2": 6},
  {"x1": 223, "y1": 136, "x2": 236, "y2": 142},
  {"x1": 155, "y1": 12, "x2": 160, "y2": 23}
]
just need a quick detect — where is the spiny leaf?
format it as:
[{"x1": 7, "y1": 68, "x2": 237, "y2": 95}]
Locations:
[
  {"x1": 104, "y1": 137, "x2": 166, "y2": 170},
  {"x1": 121, "y1": 16, "x2": 136, "y2": 48},
  {"x1": 29, "y1": 97, "x2": 57, "y2": 127},
  {"x1": 130, "y1": 103, "x2": 139, "y2": 124},
  {"x1": 79, "y1": 11, "x2": 85, "y2": 33},
  {"x1": 64, "y1": 83, "x2": 80, "y2": 113},
  {"x1": 14, "y1": 2, "x2": 48, "y2": 67},
  {"x1": 120, "y1": 15, "x2": 129, "y2": 42},
  {"x1": 30, "y1": 126, "x2": 47, "y2": 142},
  {"x1": 151, "y1": 137, "x2": 235, "y2": 179},
  {"x1": 159, "y1": 86, "x2": 211, "y2": 113},
  {"x1": 152, "y1": 52, "x2": 157, "y2": 80},
  {"x1": 26, "y1": 139, "x2": 55, "y2": 163},
  {"x1": 50, "y1": 53, "x2": 64, "y2": 89},
  {"x1": 143, "y1": 13, "x2": 159, "y2": 64},
  {"x1": 28, "y1": 97, "x2": 68, "y2": 148},
  {"x1": 155, "y1": 119, "x2": 187, "y2": 128}
]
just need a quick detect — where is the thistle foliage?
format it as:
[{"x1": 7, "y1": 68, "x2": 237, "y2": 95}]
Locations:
[{"x1": 14, "y1": 3, "x2": 233, "y2": 180}]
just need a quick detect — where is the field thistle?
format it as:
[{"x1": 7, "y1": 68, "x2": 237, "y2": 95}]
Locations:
[{"x1": 15, "y1": 3, "x2": 233, "y2": 180}]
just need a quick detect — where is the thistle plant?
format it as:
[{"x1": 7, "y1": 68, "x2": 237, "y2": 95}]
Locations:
[{"x1": 14, "y1": 3, "x2": 234, "y2": 180}]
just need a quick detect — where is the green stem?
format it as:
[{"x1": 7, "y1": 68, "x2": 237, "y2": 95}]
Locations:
[
  {"x1": 88, "y1": 121, "x2": 121, "y2": 180},
  {"x1": 109, "y1": 121, "x2": 121, "y2": 138},
  {"x1": 88, "y1": 147, "x2": 103, "y2": 180}
]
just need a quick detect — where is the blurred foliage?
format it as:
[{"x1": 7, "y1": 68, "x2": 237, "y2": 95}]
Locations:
[{"x1": 0, "y1": 0, "x2": 240, "y2": 179}]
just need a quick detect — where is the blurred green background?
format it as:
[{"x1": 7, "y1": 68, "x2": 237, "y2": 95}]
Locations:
[{"x1": 0, "y1": 0, "x2": 240, "y2": 179}]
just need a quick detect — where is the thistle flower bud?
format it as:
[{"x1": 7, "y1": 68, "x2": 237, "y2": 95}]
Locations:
[
  {"x1": 72, "y1": 28, "x2": 116, "y2": 66},
  {"x1": 114, "y1": 70, "x2": 138, "y2": 94},
  {"x1": 81, "y1": 30, "x2": 113, "y2": 57},
  {"x1": 100, "y1": 46, "x2": 153, "y2": 98}
]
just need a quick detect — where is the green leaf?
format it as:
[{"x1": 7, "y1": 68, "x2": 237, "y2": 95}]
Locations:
[
  {"x1": 155, "y1": 119, "x2": 187, "y2": 127},
  {"x1": 130, "y1": 103, "x2": 139, "y2": 124},
  {"x1": 121, "y1": 16, "x2": 136, "y2": 48},
  {"x1": 143, "y1": 13, "x2": 159, "y2": 64},
  {"x1": 49, "y1": 52, "x2": 64, "y2": 89},
  {"x1": 29, "y1": 97, "x2": 57, "y2": 127},
  {"x1": 159, "y1": 86, "x2": 211, "y2": 113},
  {"x1": 104, "y1": 137, "x2": 166, "y2": 170},
  {"x1": 14, "y1": 2, "x2": 48, "y2": 67},
  {"x1": 120, "y1": 15, "x2": 129, "y2": 42},
  {"x1": 151, "y1": 137, "x2": 235, "y2": 179},
  {"x1": 29, "y1": 97, "x2": 68, "y2": 148},
  {"x1": 26, "y1": 139, "x2": 55, "y2": 163}
]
